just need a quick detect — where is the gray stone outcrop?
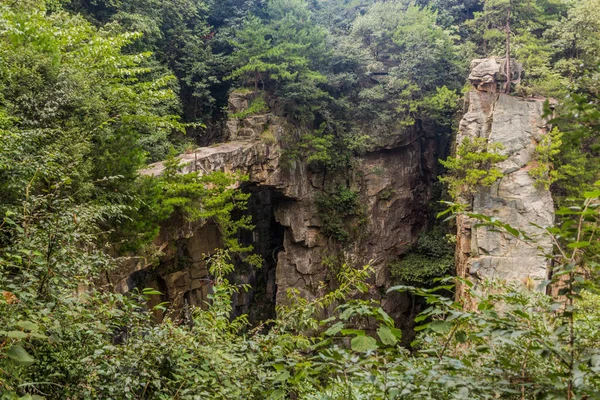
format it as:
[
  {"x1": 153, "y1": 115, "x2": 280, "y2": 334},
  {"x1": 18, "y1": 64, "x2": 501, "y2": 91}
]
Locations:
[
  {"x1": 456, "y1": 59, "x2": 554, "y2": 296},
  {"x1": 469, "y1": 57, "x2": 524, "y2": 93}
]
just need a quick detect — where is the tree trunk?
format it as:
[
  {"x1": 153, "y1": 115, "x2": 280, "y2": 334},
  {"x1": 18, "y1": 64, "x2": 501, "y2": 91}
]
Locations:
[{"x1": 504, "y1": 3, "x2": 512, "y2": 94}]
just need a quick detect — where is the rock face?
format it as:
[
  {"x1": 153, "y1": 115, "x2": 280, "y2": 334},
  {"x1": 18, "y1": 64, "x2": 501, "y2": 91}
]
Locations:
[
  {"x1": 469, "y1": 57, "x2": 524, "y2": 93},
  {"x1": 124, "y1": 90, "x2": 439, "y2": 325},
  {"x1": 110, "y1": 62, "x2": 553, "y2": 325},
  {"x1": 456, "y1": 59, "x2": 554, "y2": 300}
]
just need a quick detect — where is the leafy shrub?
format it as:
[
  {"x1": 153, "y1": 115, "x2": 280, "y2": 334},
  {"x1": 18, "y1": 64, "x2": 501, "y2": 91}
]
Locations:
[
  {"x1": 3, "y1": 189, "x2": 600, "y2": 399},
  {"x1": 229, "y1": 96, "x2": 269, "y2": 120},
  {"x1": 316, "y1": 186, "x2": 366, "y2": 243},
  {"x1": 282, "y1": 124, "x2": 369, "y2": 173},
  {"x1": 390, "y1": 229, "x2": 455, "y2": 286},
  {"x1": 529, "y1": 127, "x2": 563, "y2": 189},
  {"x1": 113, "y1": 153, "x2": 254, "y2": 254},
  {"x1": 440, "y1": 137, "x2": 508, "y2": 200}
]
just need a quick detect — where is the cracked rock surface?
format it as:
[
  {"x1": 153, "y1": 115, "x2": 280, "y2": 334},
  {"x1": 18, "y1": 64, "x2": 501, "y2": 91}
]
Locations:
[{"x1": 456, "y1": 60, "x2": 554, "y2": 294}]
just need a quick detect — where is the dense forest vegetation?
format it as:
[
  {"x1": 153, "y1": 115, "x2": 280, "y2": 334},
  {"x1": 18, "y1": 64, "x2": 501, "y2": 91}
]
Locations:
[{"x1": 1, "y1": 0, "x2": 600, "y2": 398}]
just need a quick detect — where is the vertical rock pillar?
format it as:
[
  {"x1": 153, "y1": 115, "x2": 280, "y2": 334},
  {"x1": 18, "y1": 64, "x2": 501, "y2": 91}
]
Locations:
[{"x1": 455, "y1": 58, "x2": 554, "y2": 304}]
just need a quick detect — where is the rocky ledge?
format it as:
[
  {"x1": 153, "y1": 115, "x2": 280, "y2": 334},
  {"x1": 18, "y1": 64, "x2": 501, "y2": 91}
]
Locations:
[{"x1": 119, "y1": 89, "x2": 439, "y2": 327}]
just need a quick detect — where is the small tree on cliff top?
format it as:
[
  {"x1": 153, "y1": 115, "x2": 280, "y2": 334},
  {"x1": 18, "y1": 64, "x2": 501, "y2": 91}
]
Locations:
[
  {"x1": 471, "y1": 0, "x2": 540, "y2": 93},
  {"x1": 228, "y1": 0, "x2": 327, "y2": 91}
]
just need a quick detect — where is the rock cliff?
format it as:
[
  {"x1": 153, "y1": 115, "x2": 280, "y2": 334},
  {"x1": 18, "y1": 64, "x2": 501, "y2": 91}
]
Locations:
[
  {"x1": 455, "y1": 58, "x2": 554, "y2": 300},
  {"x1": 113, "y1": 90, "x2": 439, "y2": 326},
  {"x1": 106, "y1": 59, "x2": 555, "y2": 327}
]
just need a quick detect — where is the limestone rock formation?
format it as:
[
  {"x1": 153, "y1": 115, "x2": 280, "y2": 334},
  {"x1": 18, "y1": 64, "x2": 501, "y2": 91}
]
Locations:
[
  {"x1": 109, "y1": 60, "x2": 553, "y2": 326},
  {"x1": 119, "y1": 90, "x2": 437, "y2": 325},
  {"x1": 469, "y1": 57, "x2": 524, "y2": 93},
  {"x1": 456, "y1": 59, "x2": 554, "y2": 296}
]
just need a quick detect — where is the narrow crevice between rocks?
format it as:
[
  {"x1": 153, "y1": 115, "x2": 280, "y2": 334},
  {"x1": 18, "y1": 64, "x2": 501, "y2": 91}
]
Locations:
[{"x1": 229, "y1": 184, "x2": 286, "y2": 324}]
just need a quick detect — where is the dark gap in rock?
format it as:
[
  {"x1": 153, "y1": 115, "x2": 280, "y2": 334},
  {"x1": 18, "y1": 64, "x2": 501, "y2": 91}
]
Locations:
[{"x1": 230, "y1": 184, "x2": 285, "y2": 324}]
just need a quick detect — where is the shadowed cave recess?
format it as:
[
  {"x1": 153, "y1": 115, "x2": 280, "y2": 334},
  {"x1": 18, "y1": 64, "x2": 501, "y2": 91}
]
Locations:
[{"x1": 229, "y1": 184, "x2": 286, "y2": 322}]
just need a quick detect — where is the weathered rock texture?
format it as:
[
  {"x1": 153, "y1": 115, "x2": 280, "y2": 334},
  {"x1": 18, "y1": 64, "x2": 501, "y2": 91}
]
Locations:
[
  {"x1": 124, "y1": 90, "x2": 439, "y2": 325},
  {"x1": 456, "y1": 59, "x2": 554, "y2": 301},
  {"x1": 111, "y1": 62, "x2": 552, "y2": 325},
  {"x1": 469, "y1": 57, "x2": 524, "y2": 93}
]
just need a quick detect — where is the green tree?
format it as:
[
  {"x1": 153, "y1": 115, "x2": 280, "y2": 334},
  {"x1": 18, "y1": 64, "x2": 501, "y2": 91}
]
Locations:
[
  {"x1": 68, "y1": 0, "x2": 234, "y2": 140},
  {"x1": 0, "y1": 1, "x2": 182, "y2": 209},
  {"x1": 417, "y1": 0, "x2": 482, "y2": 27},
  {"x1": 228, "y1": 0, "x2": 329, "y2": 120},
  {"x1": 349, "y1": 2, "x2": 464, "y2": 129},
  {"x1": 469, "y1": 0, "x2": 541, "y2": 93},
  {"x1": 392, "y1": 4, "x2": 463, "y2": 92},
  {"x1": 546, "y1": 0, "x2": 600, "y2": 80}
]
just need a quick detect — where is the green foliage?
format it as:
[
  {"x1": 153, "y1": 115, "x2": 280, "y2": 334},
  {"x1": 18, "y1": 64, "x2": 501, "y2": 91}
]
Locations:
[
  {"x1": 548, "y1": 59, "x2": 600, "y2": 205},
  {"x1": 0, "y1": 0, "x2": 184, "y2": 263},
  {"x1": 229, "y1": 95, "x2": 269, "y2": 120},
  {"x1": 228, "y1": 0, "x2": 328, "y2": 121},
  {"x1": 67, "y1": 0, "x2": 230, "y2": 129},
  {"x1": 513, "y1": 30, "x2": 567, "y2": 97},
  {"x1": 529, "y1": 126, "x2": 562, "y2": 189},
  {"x1": 351, "y1": 1, "x2": 465, "y2": 127},
  {"x1": 111, "y1": 151, "x2": 257, "y2": 254},
  {"x1": 286, "y1": 123, "x2": 369, "y2": 172},
  {"x1": 4, "y1": 0, "x2": 600, "y2": 398},
  {"x1": 156, "y1": 154, "x2": 254, "y2": 253},
  {"x1": 417, "y1": 0, "x2": 482, "y2": 27},
  {"x1": 390, "y1": 229, "x2": 455, "y2": 286},
  {"x1": 545, "y1": 0, "x2": 600, "y2": 79},
  {"x1": 399, "y1": 187, "x2": 600, "y2": 399},
  {"x1": 3, "y1": 175, "x2": 600, "y2": 399},
  {"x1": 468, "y1": 0, "x2": 540, "y2": 54},
  {"x1": 391, "y1": 5, "x2": 463, "y2": 93},
  {"x1": 440, "y1": 137, "x2": 508, "y2": 200},
  {"x1": 419, "y1": 86, "x2": 462, "y2": 127},
  {"x1": 315, "y1": 186, "x2": 365, "y2": 243},
  {"x1": 377, "y1": 187, "x2": 396, "y2": 201}
]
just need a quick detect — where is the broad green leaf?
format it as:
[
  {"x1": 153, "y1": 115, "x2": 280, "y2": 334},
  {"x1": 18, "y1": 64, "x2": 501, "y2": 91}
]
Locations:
[
  {"x1": 29, "y1": 333, "x2": 48, "y2": 340},
  {"x1": 376, "y1": 308, "x2": 394, "y2": 326},
  {"x1": 389, "y1": 327, "x2": 403, "y2": 339},
  {"x1": 341, "y1": 329, "x2": 365, "y2": 336},
  {"x1": 142, "y1": 288, "x2": 162, "y2": 295},
  {"x1": 567, "y1": 241, "x2": 590, "y2": 249},
  {"x1": 387, "y1": 285, "x2": 415, "y2": 293},
  {"x1": 324, "y1": 322, "x2": 344, "y2": 336},
  {"x1": 275, "y1": 370, "x2": 290, "y2": 382},
  {"x1": 7, "y1": 331, "x2": 29, "y2": 339},
  {"x1": 584, "y1": 190, "x2": 600, "y2": 198},
  {"x1": 269, "y1": 389, "x2": 286, "y2": 400},
  {"x1": 272, "y1": 363, "x2": 285, "y2": 372},
  {"x1": 351, "y1": 335, "x2": 378, "y2": 352},
  {"x1": 16, "y1": 321, "x2": 39, "y2": 332},
  {"x1": 7, "y1": 345, "x2": 35, "y2": 367},
  {"x1": 377, "y1": 326, "x2": 398, "y2": 346},
  {"x1": 428, "y1": 321, "x2": 450, "y2": 333},
  {"x1": 455, "y1": 330, "x2": 467, "y2": 343}
]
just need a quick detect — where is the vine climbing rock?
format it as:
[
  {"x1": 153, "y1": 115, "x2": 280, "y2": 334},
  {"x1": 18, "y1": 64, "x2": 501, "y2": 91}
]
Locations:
[{"x1": 456, "y1": 59, "x2": 554, "y2": 305}]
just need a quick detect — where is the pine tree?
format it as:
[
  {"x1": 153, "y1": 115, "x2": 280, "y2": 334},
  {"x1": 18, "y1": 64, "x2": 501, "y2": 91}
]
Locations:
[
  {"x1": 228, "y1": 0, "x2": 327, "y2": 92},
  {"x1": 471, "y1": 0, "x2": 540, "y2": 93}
]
